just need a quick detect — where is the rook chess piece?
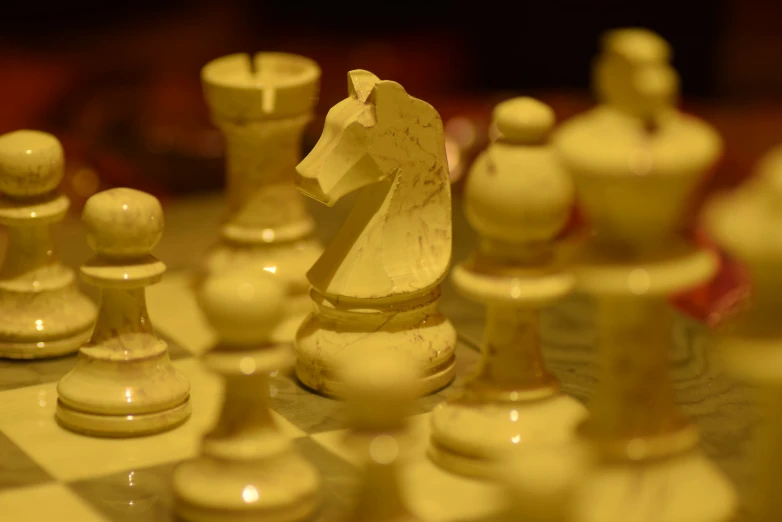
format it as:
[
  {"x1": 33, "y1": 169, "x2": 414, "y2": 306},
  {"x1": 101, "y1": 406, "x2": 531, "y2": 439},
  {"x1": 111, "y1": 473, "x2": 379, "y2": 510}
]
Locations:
[
  {"x1": 56, "y1": 188, "x2": 191, "y2": 436},
  {"x1": 340, "y1": 351, "x2": 423, "y2": 522},
  {"x1": 197, "y1": 52, "x2": 323, "y2": 343},
  {"x1": 428, "y1": 97, "x2": 587, "y2": 478},
  {"x1": 705, "y1": 148, "x2": 782, "y2": 521},
  {"x1": 173, "y1": 265, "x2": 321, "y2": 522},
  {"x1": 0, "y1": 130, "x2": 96, "y2": 358},
  {"x1": 295, "y1": 70, "x2": 456, "y2": 397},
  {"x1": 553, "y1": 28, "x2": 737, "y2": 522}
]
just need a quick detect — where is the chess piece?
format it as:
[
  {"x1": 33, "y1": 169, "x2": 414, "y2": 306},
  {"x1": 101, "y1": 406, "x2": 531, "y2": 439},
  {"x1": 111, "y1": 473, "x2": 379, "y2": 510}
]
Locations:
[
  {"x1": 173, "y1": 265, "x2": 321, "y2": 522},
  {"x1": 552, "y1": 28, "x2": 737, "y2": 521},
  {"x1": 705, "y1": 148, "x2": 782, "y2": 521},
  {"x1": 0, "y1": 130, "x2": 96, "y2": 358},
  {"x1": 56, "y1": 188, "x2": 191, "y2": 437},
  {"x1": 197, "y1": 52, "x2": 323, "y2": 343},
  {"x1": 504, "y1": 442, "x2": 590, "y2": 522},
  {"x1": 341, "y1": 351, "x2": 423, "y2": 522},
  {"x1": 294, "y1": 70, "x2": 456, "y2": 397},
  {"x1": 428, "y1": 98, "x2": 587, "y2": 479}
]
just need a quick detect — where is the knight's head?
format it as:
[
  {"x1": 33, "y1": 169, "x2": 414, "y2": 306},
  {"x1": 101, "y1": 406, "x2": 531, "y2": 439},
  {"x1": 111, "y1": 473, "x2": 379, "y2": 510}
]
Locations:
[{"x1": 296, "y1": 69, "x2": 443, "y2": 206}]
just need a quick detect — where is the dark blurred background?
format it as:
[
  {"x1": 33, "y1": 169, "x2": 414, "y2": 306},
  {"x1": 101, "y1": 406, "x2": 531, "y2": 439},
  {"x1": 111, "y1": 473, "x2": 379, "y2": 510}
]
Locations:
[{"x1": 1, "y1": 0, "x2": 781, "y2": 209}]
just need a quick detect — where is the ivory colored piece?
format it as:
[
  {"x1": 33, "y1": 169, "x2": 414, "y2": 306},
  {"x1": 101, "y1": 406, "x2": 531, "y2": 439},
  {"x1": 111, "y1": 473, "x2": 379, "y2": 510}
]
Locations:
[
  {"x1": 552, "y1": 28, "x2": 736, "y2": 522},
  {"x1": 294, "y1": 70, "x2": 456, "y2": 397},
  {"x1": 705, "y1": 148, "x2": 782, "y2": 521},
  {"x1": 197, "y1": 52, "x2": 323, "y2": 343},
  {"x1": 56, "y1": 188, "x2": 191, "y2": 437},
  {"x1": 173, "y1": 266, "x2": 321, "y2": 522},
  {"x1": 340, "y1": 351, "x2": 422, "y2": 522},
  {"x1": 429, "y1": 98, "x2": 587, "y2": 479},
  {"x1": 0, "y1": 130, "x2": 96, "y2": 358}
]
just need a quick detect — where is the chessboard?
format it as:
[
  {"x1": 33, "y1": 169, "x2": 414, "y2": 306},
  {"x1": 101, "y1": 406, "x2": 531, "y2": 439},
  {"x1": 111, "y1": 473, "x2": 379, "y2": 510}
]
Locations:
[{"x1": 0, "y1": 190, "x2": 755, "y2": 522}]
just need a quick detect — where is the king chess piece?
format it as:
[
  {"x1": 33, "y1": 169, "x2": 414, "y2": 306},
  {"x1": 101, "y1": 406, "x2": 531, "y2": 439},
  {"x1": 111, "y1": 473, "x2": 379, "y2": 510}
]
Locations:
[
  {"x1": 553, "y1": 28, "x2": 737, "y2": 521},
  {"x1": 174, "y1": 265, "x2": 321, "y2": 522},
  {"x1": 294, "y1": 70, "x2": 456, "y2": 397},
  {"x1": 0, "y1": 130, "x2": 96, "y2": 358},
  {"x1": 196, "y1": 52, "x2": 323, "y2": 343},
  {"x1": 429, "y1": 97, "x2": 587, "y2": 479},
  {"x1": 705, "y1": 148, "x2": 782, "y2": 521},
  {"x1": 56, "y1": 188, "x2": 191, "y2": 437}
]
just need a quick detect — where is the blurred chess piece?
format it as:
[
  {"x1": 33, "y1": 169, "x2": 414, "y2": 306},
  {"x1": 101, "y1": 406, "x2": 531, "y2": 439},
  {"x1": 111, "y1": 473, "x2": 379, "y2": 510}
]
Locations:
[
  {"x1": 340, "y1": 351, "x2": 423, "y2": 522},
  {"x1": 553, "y1": 28, "x2": 737, "y2": 521},
  {"x1": 56, "y1": 188, "x2": 190, "y2": 437},
  {"x1": 0, "y1": 130, "x2": 96, "y2": 358},
  {"x1": 503, "y1": 442, "x2": 590, "y2": 522},
  {"x1": 196, "y1": 52, "x2": 323, "y2": 343},
  {"x1": 429, "y1": 97, "x2": 586, "y2": 478},
  {"x1": 705, "y1": 147, "x2": 782, "y2": 521},
  {"x1": 174, "y1": 265, "x2": 321, "y2": 521},
  {"x1": 294, "y1": 70, "x2": 456, "y2": 397}
]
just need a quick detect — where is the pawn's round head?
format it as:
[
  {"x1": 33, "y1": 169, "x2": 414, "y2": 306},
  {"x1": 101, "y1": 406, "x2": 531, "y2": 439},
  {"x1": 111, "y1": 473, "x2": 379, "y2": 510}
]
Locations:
[
  {"x1": 197, "y1": 266, "x2": 285, "y2": 345},
  {"x1": 493, "y1": 97, "x2": 555, "y2": 144},
  {"x1": 82, "y1": 188, "x2": 164, "y2": 259},
  {"x1": 341, "y1": 351, "x2": 418, "y2": 432},
  {"x1": 0, "y1": 130, "x2": 64, "y2": 198}
]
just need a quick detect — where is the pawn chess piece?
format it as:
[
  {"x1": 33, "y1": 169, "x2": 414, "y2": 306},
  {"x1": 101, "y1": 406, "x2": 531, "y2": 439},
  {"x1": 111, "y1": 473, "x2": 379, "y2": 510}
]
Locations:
[
  {"x1": 173, "y1": 266, "x2": 321, "y2": 522},
  {"x1": 504, "y1": 442, "x2": 590, "y2": 522},
  {"x1": 197, "y1": 52, "x2": 323, "y2": 343},
  {"x1": 0, "y1": 130, "x2": 96, "y2": 358},
  {"x1": 56, "y1": 188, "x2": 190, "y2": 436},
  {"x1": 553, "y1": 28, "x2": 737, "y2": 522},
  {"x1": 705, "y1": 148, "x2": 782, "y2": 521},
  {"x1": 341, "y1": 351, "x2": 423, "y2": 522},
  {"x1": 295, "y1": 70, "x2": 456, "y2": 397},
  {"x1": 428, "y1": 97, "x2": 587, "y2": 479}
]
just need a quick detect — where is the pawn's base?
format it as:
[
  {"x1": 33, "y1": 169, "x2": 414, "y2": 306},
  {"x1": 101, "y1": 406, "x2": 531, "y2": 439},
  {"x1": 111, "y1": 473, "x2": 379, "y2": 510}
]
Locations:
[
  {"x1": 0, "y1": 326, "x2": 91, "y2": 359},
  {"x1": 55, "y1": 397, "x2": 191, "y2": 437},
  {"x1": 173, "y1": 454, "x2": 321, "y2": 522},
  {"x1": 428, "y1": 392, "x2": 587, "y2": 479},
  {"x1": 572, "y1": 449, "x2": 737, "y2": 522}
]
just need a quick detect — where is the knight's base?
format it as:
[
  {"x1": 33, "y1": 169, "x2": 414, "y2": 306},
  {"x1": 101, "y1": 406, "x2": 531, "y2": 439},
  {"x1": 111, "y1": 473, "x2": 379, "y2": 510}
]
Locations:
[
  {"x1": 296, "y1": 355, "x2": 455, "y2": 399},
  {"x1": 55, "y1": 397, "x2": 191, "y2": 437}
]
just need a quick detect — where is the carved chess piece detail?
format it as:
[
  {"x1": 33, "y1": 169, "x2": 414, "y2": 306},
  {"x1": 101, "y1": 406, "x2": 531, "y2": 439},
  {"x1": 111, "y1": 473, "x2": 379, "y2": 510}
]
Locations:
[
  {"x1": 553, "y1": 28, "x2": 737, "y2": 522},
  {"x1": 56, "y1": 188, "x2": 191, "y2": 437},
  {"x1": 294, "y1": 70, "x2": 456, "y2": 397},
  {"x1": 0, "y1": 130, "x2": 96, "y2": 358},
  {"x1": 174, "y1": 265, "x2": 321, "y2": 522},
  {"x1": 429, "y1": 97, "x2": 587, "y2": 478},
  {"x1": 197, "y1": 52, "x2": 323, "y2": 343}
]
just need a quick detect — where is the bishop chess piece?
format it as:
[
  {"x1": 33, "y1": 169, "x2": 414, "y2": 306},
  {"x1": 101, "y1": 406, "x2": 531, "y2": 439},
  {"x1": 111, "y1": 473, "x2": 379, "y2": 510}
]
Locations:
[
  {"x1": 56, "y1": 188, "x2": 191, "y2": 437},
  {"x1": 0, "y1": 130, "x2": 96, "y2": 358},
  {"x1": 553, "y1": 28, "x2": 737, "y2": 521},
  {"x1": 705, "y1": 148, "x2": 782, "y2": 521},
  {"x1": 294, "y1": 70, "x2": 456, "y2": 397},
  {"x1": 197, "y1": 52, "x2": 323, "y2": 342},
  {"x1": 428, "y1": 97, "x2": 587, "y2": 479},
  {"x1": 173, "y1": 265, "x2": 321, "y2": 522},
  {"x1": 340, "y1": 351, "x2": 423, "y2": 522}
]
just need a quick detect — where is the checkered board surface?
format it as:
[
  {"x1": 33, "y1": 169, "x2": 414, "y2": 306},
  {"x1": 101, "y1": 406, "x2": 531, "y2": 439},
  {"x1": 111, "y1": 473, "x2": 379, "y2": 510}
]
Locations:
[
  {"x1": 0, "y1": 270, "x2": 518, "y2": 522},
  {"x1": 0, "y1": 269, "x2": 757, "y2": 522}
]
